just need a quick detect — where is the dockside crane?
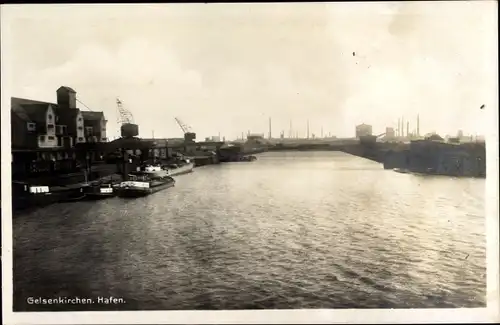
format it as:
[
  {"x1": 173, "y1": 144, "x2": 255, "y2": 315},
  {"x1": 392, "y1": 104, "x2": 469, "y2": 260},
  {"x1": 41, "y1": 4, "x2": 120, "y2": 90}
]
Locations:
[
  {"x1": 175, "y1": 117, "x2": 196, "y2": 142},
  {"x1": 116, "y1": 98, "x2": 139, "y2": 138},
  {"x1": 117, "y1": 98, "x2": 135, "y2": 125}
]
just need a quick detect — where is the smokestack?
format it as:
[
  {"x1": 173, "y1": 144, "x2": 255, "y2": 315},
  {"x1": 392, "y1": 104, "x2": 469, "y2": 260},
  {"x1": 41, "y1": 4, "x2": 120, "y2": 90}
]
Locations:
[
  {"x1": 307, "y1": 120, "x2": 310, "y2": 139},
  {"x1": 417, "y1": 114, "x2": 420, "y2": 136},
  {"x1": 268, "y1": 117, "x2": 272, "y2": 139},
  {"x1": 407, "y1": 121, "x2": 409, "y2": 138},
  {"x1": 397, "y1": 118, "x2": 401, "y2": 136},
  {"x1": 289, "y1": 120, "x2": 292, "y2": 138},
  {"x1": 321, "y1": 126, "x2": 324, "y2": 138}
]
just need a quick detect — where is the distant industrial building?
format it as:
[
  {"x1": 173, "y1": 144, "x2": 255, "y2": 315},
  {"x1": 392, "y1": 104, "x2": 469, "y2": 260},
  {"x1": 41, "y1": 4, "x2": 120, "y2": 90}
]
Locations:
[
  {"x1": 355, "y1": 123, "x2": 373, "y2": 138},
  {"x1": 247, "y1": 134, "x2": 265, "y2": 141},
  {"x1": 205, "y1": 136, "x2": 221, "y2": 142},
  {"x1": 385, "y1": 127, "x2": 395, "y2": 139}
]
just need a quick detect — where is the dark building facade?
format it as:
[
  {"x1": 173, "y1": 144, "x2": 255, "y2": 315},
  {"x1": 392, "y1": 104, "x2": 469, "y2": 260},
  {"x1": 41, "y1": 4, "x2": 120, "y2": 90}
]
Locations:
[
  {"x1": 11, "y1": 86, "x2": 108, "y2": 180},
  {"x1": 82, "y1": 111, "x2": 108, "y2": 143}
]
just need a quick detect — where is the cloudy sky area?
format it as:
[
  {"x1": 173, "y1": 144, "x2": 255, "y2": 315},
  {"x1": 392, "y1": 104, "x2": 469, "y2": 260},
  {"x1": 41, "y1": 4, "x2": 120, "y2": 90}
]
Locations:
[{"x1": 3, "y1": 2, "x2": 497, "y2": 140}]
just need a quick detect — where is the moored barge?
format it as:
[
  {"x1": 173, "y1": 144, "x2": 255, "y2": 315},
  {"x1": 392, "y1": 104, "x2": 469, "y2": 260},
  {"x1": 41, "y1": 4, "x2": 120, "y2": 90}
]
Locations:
[
  {"x1": 116, "y1": 173, "x2": 175, "y2": 198},
  {"x1": 12, "y1": 181, "x2": 88, "y2": 211},
  {"x1": 83, "y1": 176, "x2": 123, "y2": 200}
]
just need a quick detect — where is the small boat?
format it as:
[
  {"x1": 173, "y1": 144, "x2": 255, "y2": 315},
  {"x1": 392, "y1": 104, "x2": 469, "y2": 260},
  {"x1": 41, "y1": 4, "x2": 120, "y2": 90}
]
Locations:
[
  {"x1": 393, "y1": 168, "x2": 411, "y2": 174},
  {"x1": 116, "y1": 174, "x2": 175, "y2": 198},
  {"x1": 136, "y1": 164, "x2": 171, "y2": 177},
  {"x1": 137, "y1": 159, "x2": 194, "y2": 178},
  {"x1": 164, "y1": 158, "x2": 194, "y2": 176}
]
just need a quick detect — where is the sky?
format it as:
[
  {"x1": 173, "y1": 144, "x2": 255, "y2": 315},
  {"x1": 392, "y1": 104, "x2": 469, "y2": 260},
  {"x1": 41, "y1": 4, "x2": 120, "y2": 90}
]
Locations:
[{"x1": 2, "y1": 2, "x2": 498, "y2": 140}]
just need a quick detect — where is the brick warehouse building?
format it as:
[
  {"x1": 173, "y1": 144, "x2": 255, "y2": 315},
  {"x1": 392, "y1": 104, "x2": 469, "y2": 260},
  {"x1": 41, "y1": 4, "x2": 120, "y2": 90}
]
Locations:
[{"x1": 11, "y1": 86, "x2": 108, "y2": 180}]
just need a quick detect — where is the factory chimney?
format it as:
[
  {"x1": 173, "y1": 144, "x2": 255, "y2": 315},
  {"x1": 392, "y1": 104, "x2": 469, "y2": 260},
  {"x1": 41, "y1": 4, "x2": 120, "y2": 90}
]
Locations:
[
  {"x1": 417, "y1": 114, "x2": 420, "y2": 136},
  {"x1": 407, "y1": 121, "x2": 409, "y2": 138},
  {"x1": 289, "y1": 120, "x2": 293, "y2": 138},
  {"x1": 268, "y1": 117, "x2": 272, "y2": 139},
  {"x1": 307, "y1": 119, "x2": 310, "y2": 139}
]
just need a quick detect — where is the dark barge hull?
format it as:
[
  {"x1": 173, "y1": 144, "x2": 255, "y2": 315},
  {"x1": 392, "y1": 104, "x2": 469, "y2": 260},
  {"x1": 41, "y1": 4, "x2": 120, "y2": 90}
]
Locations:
[
  {"x1": 12, "y1": 186, "x2": 87, "y2": 212},
  {"x1": 170, "y1": 169, "x2": 193, "y2": 176},
  {"x1": 116, "y1": 181, "x2": 175, "y2": 198},
  {"x1": 52, "y1": 186, "x2": 88, "y2": 203},
  {"x1": 84, "y1": 193, "x2": 116, "y2": 200},
  {"x1": 220, "y1": 155, "x2": 257, "y2": 162},
  {"x1": 84, "y1": 184, "x2": 118, "y2": 200}
]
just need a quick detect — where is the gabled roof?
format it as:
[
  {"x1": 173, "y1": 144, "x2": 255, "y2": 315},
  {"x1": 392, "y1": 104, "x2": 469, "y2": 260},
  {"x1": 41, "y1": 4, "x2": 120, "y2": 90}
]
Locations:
[
  {"x1": 11, "y1": 105, "x2": 32, "y2": 122},
  {"x1": 57, "y1": 86, "x2": 76, "y2": 93},
  {"x1": 18, "y1": 104, "x2": 50, "y2": 124},
  {"x1": 11, "y1": 97, "x2": 52, "y2": 106},
  {"x1": 81, "y1": 111, "x2": 105, "y2": 121},
  {"x1": 11, "y1": 97, "x2": 53, "y2": 122}
]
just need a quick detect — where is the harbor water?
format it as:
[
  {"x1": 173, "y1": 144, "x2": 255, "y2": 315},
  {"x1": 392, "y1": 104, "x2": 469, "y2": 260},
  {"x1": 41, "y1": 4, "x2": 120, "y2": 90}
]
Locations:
[{"x1": 13, "y1": 151, "x2": 486, "y2": 310}]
